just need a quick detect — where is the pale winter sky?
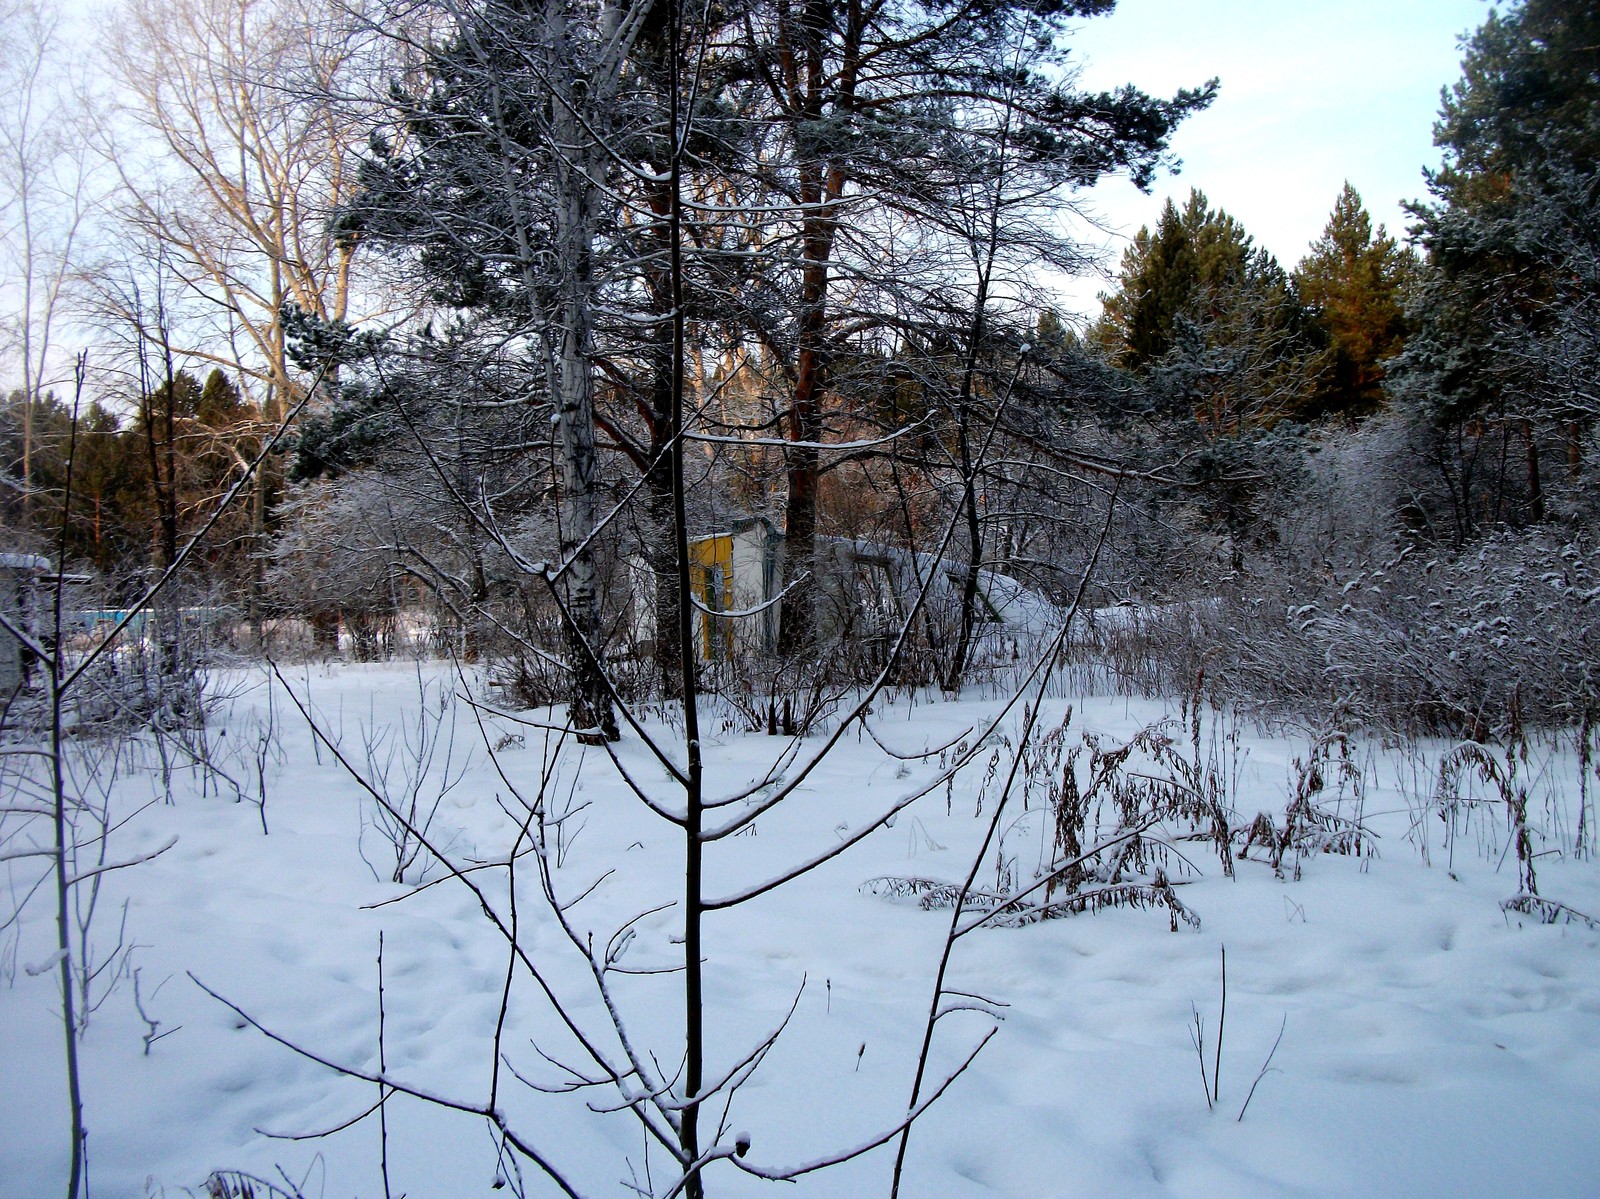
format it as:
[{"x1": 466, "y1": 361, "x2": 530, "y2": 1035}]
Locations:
[
  {"x1": 40, "y1": 0, "x2": 1488, "y2": 331},
  {"x1": 1054, "y1": 0, "x2": 1491, "y2": 317}
]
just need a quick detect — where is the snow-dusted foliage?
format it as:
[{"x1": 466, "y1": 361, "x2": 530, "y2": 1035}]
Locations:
[{"x1": 1090, "y1": 532, "x2": 1599, "y2": 738}]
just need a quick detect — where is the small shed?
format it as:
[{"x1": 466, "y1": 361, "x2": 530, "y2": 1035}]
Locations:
[
  {"x1": 687, "y1": 517, "x2": 782, "y2": 659},
  {"x1": 0, "y1": 553, "x2": 51, "y2": 693},
  {"x1": 642, "y1": 519, "x2": 1053, "y2": 663}
]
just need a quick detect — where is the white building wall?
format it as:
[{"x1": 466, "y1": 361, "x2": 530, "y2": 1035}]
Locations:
[{"x1": 729, "y1": 519, "x2": 779, "y2": 656}]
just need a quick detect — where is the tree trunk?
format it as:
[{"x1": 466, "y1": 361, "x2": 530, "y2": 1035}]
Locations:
[
  {"x1": 549, "y1": 54, "x2": 617, "y2": 742},
  {"x1": 639, "y1": 145, "x2": 685, "y2": 696},
  {"x1": 772, "y1": 0, "x2": 855, "y2": 660},
  {"x1": 1523, "y1": 418, "x2": 1544, "y2": 523},
  {"x1": 647, "y1": 454, "x2": 685, "y2": 697},
  {"x1": 776, "y1": 255, "x2": 830, "y2": 659},
  {"x1": 139, "y1": 370, "x2": 184, "y2": 681}
]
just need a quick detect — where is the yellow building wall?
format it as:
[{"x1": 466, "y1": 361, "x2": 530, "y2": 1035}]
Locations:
[{"x1": 688, "y1": 534, "x2": 734, "y2": 659}]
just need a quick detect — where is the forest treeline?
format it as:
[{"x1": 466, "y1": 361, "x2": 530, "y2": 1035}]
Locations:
[{"x1": 2, "y1": 0, "x2": 1596, "y2": 738}]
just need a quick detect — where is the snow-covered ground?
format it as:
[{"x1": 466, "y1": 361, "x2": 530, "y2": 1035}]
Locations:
[{"x1": 4, "y1": 659, "x2": 1600, "y2": 1198}]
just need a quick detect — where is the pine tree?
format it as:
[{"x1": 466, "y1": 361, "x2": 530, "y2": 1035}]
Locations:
[
  {"x1": 1293, "y1": 183, "x2": 1414, "y2": 417},
  {"x1": 1429, "y1": 0, "x2": 1600, "y2": 204},
  {"x1": 1389, "y1": 0, "x2": 1600, "y2": 535},
  {"x1": 1093, "y1": 190, "x2": 1257, "y2": 369},
  {"x1": 1091, "y1": 188, "x2": 1318, "y2": 428},
  {"x1": 720, "y1": 0, "x2": 1216, "y2": 658},
  {"x1": 1089, "y1": 189, "x2": 1322, "y2": 568}
]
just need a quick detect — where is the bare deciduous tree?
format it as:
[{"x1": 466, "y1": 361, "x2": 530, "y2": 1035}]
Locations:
[
  {"x1": 0, "y1": 0, "x2": 97, "y2": 524},
  {"x1": 100, "y1": 0, "x2": 393, "y2": 628}
]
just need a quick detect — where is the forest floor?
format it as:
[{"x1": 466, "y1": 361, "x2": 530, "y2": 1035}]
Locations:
[{"x1": 4, "y1": 658, "x2": 1600, "y2": 1197}]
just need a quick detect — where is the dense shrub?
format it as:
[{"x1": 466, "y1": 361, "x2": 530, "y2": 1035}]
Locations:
[{"x1": 1089, "y1": 532, "x2": 1598, "y2": 738}]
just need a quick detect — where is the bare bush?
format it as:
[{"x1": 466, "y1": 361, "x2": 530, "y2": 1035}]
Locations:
[{"x1": 356, "y1": 668, "x2": 468, "y2": 885}]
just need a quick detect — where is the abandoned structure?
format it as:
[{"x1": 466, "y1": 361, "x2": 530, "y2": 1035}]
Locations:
[
  {"x1": 632, "y1": 518, "x2": 1052, "y2": 663},
  {"x1": 0, "y1": 553, "x2": 50, "y2": 693}
]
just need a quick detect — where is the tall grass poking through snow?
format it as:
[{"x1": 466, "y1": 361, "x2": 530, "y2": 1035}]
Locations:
[{"x1": 867, "y1": 698, "x2": 1245, "y2": 933}]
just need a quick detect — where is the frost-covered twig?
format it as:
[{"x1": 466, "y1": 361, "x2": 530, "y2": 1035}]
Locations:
[{"x1": 1237, "y1": 1015, "x2": 1286, "y2": 1122}]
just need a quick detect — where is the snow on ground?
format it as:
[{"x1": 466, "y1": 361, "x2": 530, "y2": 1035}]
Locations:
[{"x1": 4, "y1": 659, "x2": 1600, "y2": 1197}]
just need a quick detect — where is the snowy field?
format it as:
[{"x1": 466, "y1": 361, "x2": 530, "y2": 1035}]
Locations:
[{"x1": 5, "y1": 659, "x2": 1600, "y2": 1198}]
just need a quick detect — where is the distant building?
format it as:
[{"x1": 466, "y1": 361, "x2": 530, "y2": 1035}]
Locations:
[
  {"x1": 688, "y1": 516, "x2": 783, "y2": 659},
  {"x1": 630, "y1": 519, "x2": 1054, "y2": 663},
  {"x1": 0, "y1": 553, "x2": 51, "y2": 693}
]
